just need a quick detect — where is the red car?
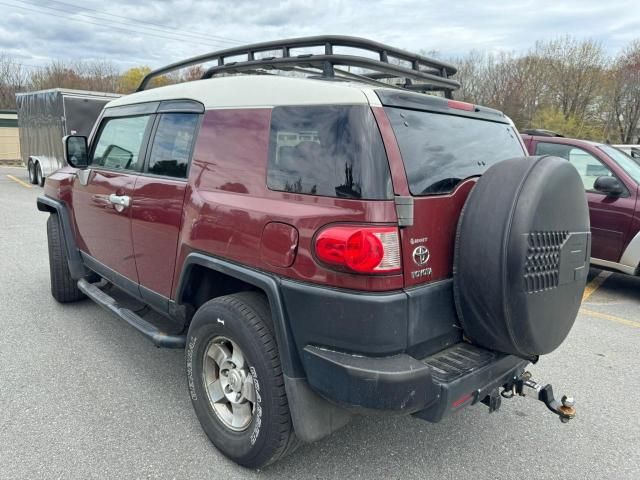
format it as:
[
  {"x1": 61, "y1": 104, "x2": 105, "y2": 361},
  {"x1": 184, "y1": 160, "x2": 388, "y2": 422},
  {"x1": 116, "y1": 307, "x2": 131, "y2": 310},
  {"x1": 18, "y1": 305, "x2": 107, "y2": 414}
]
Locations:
[
  {"x1": 522, "y1": 131, "x2": 640, "y2": 275},
  {"x1": 37, "y1": 37, "x2": 589, "y2": 468}
]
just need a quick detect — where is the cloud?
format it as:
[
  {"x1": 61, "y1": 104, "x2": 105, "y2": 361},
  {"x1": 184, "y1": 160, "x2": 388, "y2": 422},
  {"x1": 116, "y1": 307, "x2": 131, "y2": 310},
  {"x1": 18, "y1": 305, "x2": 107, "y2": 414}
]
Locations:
[{"x1": 0, "y1": 0, "x2": 639, "y2": 72}]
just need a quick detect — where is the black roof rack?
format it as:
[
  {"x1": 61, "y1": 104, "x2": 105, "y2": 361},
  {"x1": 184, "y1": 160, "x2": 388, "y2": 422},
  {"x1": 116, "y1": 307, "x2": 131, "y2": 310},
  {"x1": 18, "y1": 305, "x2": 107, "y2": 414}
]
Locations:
[
  {"x1": 136, "y1": 35, "x2": 460, "y2": 97},
  {"x1": 520, "y1": 129, "x2": 565, "y2": 137}
]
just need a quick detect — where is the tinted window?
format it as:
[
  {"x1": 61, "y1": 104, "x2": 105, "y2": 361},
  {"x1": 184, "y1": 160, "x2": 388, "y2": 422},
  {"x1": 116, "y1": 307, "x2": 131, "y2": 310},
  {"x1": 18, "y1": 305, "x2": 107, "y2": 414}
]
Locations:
[
  {"x1": 386, "y1": 108, "x2": 524, "y2": 195},
  {"x1": 267, "y1": 105, "x2": 392, "y2": 199},
  {"x1": 599, "y1": 144, "x2": 640, "y2": 185},
  {"x1": 536, "y1": 142, "x2": 614, "y2": 191},
  {"x1": 147, "y1": 113, "x2": 199, "y2": 178},
  {"x1": 91, "y1": 115, "x2": 151, "y2": 171}
]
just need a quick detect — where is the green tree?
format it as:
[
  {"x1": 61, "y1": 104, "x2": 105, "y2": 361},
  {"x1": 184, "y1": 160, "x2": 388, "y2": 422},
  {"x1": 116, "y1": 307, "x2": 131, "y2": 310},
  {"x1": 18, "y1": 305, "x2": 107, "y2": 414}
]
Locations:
[
  {"x1": 530, "y1": 107, "x2": 605, "y2": 141},
  {"x1": 118, "y1": 66, "x2": 172, "y2": 94}
]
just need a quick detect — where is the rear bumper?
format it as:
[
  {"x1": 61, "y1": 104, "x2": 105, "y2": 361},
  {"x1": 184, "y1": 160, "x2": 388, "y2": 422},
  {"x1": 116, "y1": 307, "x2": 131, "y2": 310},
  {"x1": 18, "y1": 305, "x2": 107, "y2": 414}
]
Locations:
[
  {"x1": 280, "y1": 278, "x2": 462, "y2": 361},
  {"x1": 281, "y1": 279, "x2": 527, "y2": 420},
  {"x1": 303, "y1": 343, "x2": 528, "y2": 421}
]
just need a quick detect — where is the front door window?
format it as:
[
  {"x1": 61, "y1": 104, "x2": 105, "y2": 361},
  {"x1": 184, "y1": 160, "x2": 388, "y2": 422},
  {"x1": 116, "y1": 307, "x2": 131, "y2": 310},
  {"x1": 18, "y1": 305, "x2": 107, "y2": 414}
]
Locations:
[
  {"x1": 535, "y1": 142, "x2": 614, "y2": 192},
  {"x1": 91, "y1": 115, "x2": 152, "y2": 171}
]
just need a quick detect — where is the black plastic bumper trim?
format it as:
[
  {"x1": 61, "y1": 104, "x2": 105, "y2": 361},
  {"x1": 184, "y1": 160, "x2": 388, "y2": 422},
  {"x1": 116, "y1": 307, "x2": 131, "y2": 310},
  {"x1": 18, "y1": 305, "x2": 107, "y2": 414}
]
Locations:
[
  {"x1": 414, "y1": 354, "x2": 528, "y2": 423},
  {"x1": 303, "y1": 345, "x2": 437, "y2": 412},
  {"x1": 303, "y1": 343, "x2": 529, "y2": 418}
]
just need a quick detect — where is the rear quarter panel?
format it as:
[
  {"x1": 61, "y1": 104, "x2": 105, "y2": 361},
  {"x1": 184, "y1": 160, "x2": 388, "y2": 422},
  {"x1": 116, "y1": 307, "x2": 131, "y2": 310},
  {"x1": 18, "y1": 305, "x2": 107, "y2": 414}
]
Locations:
[{"x1": 172, "y1": 108, "x2": 401, "y2": 297}]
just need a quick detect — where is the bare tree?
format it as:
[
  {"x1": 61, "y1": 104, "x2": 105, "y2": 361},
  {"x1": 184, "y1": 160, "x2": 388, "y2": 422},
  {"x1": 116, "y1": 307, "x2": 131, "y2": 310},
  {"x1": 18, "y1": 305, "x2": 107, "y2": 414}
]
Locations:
[
  {"x1": 181, "y1": 65, "x2": 205, "y2": 82},
  {"x1": 29, "y1": 59, "x2": 120, "y2": 92},
  {"x1": 3, "y1": 35, "x2": 640, "y2": 143},
  {"x1": 452, "y1": 50, "x2": 487, "y2": 104},
  {"x1": 0, "y1": 54, "x2": 29, "y2": 109},
  {"x1": 82, "y1": 60, "x2": 121, "y2": 92},
  {"x1": 535, "y1": 37, "x2": 607, "y2": 122},
  {"x1": 610, "y1": 40, "x2": 640, "y2": 143},
  {"x1": 446, "y1": 37, "x2": 614, "y2": 139}
]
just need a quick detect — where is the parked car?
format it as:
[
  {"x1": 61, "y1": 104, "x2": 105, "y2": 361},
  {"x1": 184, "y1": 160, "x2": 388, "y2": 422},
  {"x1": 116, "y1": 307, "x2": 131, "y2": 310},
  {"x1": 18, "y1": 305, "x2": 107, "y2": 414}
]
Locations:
[
  {"x1": 522, "y1": 133, "x2": 640, "y2": 276},
  {"x1": 37, "y1": 36, "x2": 589, "y2": 468},
  {"x1": 612, "y1": 144, "x2": 640, "y2": 160},
  {"x1": 16, "y1": 88, "x2": 119, "y2": 186}
]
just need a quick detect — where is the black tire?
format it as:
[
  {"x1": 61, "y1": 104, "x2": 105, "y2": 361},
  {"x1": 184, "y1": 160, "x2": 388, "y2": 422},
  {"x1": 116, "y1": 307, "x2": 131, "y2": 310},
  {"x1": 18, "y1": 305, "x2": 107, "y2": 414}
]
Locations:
[
  {"x1": 453, "y1": 156, "x2": 590, "y2": 358},
  {"x1": 28, "y1": 161, "x2": 38, "y2": 184},
  {"x1": 36, "y1": 163, "x2": 45, "y2": 187},
  {"x1": 47, "y1": 214, "x2": 85, "y2": 303},
  {"x1": 186, "y1": 292, "x2": 299, "y2": 469}
]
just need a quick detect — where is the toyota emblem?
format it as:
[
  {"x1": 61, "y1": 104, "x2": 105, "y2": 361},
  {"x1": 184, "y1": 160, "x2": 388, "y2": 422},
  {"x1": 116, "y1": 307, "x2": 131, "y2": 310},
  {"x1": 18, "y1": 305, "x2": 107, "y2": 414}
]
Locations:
[{"x1": 412, "y1": 246, "x2": 430, "y2": 266}]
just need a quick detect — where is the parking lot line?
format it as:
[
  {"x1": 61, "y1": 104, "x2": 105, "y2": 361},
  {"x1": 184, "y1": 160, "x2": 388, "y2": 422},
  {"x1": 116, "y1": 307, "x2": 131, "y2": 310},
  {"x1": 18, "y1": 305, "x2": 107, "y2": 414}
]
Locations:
[
  {"x1": 6, "y1": 174, "x2": 32, "y2": 189},
  {"x1": 580, "y1": 307, "x2": 640, "y2": 329},
  {"x1": 582, "y1": 270, "x2": 611, "y2": 301}
]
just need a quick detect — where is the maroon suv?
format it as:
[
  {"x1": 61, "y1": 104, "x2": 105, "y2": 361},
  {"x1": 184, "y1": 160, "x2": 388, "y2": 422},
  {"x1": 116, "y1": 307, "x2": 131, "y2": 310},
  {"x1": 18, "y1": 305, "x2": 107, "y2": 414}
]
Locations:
[
  {"x1": 37, "y1": 37, "x2": 590, "y2": 468},
  {"x1": 523, "y1": 131, "x2": 640, "y2": 276}
]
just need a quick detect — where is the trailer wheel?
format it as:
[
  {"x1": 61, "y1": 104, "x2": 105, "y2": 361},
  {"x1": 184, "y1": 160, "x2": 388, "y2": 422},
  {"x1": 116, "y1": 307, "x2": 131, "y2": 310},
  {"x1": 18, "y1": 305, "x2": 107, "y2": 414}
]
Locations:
[
  {"x1": 28, "y1": 161, "x2": 38, "y2": 185},
  {"x1": 36, "y1": 163, "x2": 45, "y2": 187}
]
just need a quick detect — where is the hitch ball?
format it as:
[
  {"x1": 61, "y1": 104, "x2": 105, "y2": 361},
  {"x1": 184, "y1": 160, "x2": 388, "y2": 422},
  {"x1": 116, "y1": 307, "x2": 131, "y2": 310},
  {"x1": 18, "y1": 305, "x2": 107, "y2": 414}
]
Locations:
[{"x1": 559, "y1": 396, "x2": 576, "y2": 423}]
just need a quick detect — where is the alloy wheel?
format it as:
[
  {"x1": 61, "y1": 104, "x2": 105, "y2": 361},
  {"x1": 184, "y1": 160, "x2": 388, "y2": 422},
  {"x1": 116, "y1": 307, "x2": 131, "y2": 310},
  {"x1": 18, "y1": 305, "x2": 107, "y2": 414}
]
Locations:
[{"x1": 202, "y1": 335, "x2": 256, "y2": 432}]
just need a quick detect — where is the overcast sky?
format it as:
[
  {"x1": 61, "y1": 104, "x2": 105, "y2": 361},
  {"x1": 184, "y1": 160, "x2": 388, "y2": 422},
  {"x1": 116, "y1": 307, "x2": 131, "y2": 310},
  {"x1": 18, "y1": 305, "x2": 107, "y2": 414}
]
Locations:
[{"x1": 1, "y1": 0, "x2": 640, "y2": 71}]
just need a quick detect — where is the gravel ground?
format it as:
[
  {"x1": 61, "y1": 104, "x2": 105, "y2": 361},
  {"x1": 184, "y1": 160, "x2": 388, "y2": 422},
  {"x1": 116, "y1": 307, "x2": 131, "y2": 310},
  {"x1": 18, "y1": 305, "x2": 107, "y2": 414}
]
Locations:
[{"x1": 1, "y1": 166, "x2": 638, "y2": 479}]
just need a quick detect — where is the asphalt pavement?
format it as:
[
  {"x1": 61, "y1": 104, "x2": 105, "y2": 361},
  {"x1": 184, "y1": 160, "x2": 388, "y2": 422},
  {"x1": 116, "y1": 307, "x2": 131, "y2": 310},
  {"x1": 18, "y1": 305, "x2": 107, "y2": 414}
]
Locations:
[{"x1": 1, "y1": 166, "x2": 639, "y2": 479}]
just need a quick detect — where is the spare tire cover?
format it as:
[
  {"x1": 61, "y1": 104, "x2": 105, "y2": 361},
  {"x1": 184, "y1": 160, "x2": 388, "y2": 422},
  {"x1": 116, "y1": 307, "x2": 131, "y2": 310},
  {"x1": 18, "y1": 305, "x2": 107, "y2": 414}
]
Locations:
[{"x1": 453, "y1": 155, "x2": 591, "y2": 358}]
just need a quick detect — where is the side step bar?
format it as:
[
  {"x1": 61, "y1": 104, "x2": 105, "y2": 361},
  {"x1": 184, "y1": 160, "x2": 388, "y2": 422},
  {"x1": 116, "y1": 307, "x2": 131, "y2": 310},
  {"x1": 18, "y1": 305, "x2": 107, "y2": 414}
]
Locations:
[{"x1": 77, "y1": 279, "x2": 186, "y2": 348}]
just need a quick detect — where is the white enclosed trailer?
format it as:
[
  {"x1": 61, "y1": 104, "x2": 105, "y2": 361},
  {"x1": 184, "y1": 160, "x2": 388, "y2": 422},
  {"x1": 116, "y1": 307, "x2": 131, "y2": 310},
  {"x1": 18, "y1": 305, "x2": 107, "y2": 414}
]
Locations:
[{"x1": 15, "y1": 88, "x2": 120, "y2": 186}]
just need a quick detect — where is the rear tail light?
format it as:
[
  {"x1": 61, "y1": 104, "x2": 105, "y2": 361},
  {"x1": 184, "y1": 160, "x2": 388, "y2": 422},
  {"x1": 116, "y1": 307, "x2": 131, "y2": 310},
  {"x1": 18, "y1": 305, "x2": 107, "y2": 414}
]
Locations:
[
  {"x1": 315, "y1": 225, "x2": 401, "y2": 274},
  {"x1": 447, "y1": 99, "x2": 475, "y2": 111}
]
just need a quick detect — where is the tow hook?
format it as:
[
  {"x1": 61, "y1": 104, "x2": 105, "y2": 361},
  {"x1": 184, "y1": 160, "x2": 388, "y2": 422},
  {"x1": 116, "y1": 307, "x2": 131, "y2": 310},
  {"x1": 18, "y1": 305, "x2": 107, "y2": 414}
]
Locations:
[{"x1": 501, "y1": 371, "x2": 576, "y2": 423}]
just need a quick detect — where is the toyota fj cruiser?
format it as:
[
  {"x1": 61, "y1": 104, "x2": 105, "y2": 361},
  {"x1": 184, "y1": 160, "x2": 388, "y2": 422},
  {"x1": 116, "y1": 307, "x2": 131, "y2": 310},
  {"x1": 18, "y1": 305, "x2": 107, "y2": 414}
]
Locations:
[{"x1": 38, "y1": 36, "x2": 590, "y2": 468}]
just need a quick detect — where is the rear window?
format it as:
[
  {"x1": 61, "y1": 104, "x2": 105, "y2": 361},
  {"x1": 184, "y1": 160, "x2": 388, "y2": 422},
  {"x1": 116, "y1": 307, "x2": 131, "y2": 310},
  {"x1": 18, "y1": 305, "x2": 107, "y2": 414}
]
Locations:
[
  {"x1": 386, "y1": 108, "x2": 524, "y2": 195},
  {"x1": 267, "y1": 105, "x2": 392, "y2": 199}
]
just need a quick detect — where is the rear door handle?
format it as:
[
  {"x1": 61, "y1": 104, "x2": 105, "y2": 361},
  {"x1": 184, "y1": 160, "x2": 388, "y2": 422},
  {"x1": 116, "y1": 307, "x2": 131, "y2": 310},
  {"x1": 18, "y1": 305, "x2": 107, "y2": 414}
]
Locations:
[{"x1": 108, "y1": 194, "x2": 131, "y2": 211}]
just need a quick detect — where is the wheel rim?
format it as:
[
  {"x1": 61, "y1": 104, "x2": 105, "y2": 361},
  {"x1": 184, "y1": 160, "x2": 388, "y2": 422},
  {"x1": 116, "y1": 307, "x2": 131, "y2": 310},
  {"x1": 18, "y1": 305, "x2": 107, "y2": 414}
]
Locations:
[
  {"x1": 202, "y1": 336, "x2": 256, "y2": 432},
  {"x1": 28, "y1": 164, "x2": 34, "y2": 183}
]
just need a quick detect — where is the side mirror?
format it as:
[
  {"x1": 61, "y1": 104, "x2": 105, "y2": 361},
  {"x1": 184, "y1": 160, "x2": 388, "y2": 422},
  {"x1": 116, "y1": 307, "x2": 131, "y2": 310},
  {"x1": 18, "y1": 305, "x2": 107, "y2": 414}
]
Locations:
[
  {"x1": 594, "y1": 176, "x2": 624, "y2": 197},
  {"x1": 63, "y1": 135, "x2": 89, "y2": 169}
]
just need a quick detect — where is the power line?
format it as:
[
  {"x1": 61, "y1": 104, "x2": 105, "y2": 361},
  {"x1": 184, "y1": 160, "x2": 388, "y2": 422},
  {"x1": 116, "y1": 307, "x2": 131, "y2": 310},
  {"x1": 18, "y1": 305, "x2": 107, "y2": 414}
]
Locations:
[
  {"x1": 21, "y1": 0, "x2": 243, "y2": 46},
  {"x1": 45, "y1": 0, "x2": 243, "y2": 45},
  {"x1": 6, "y1": 0, "x2": 234, "y2": 48},
  {"x1": 0, "y1": 1, "x2": 236, "y2": 51}
]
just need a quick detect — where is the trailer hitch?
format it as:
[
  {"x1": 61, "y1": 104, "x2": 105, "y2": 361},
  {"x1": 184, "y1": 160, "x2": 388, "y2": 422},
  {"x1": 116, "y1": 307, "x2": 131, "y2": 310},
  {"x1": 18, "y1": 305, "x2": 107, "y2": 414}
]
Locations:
[{"x1": 501, "y1": 371, "x2": 576, "y2": 423}]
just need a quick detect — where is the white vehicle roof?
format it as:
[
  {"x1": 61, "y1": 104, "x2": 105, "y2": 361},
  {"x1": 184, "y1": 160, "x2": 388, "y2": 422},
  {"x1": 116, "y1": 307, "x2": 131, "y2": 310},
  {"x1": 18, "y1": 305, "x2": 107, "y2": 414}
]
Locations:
[
  {"x1": 613, "y1": 144, "x2": 640, "y2": 149},
  {"x1": 105, "y1": 75, "x2": 383, "y2": 110}
]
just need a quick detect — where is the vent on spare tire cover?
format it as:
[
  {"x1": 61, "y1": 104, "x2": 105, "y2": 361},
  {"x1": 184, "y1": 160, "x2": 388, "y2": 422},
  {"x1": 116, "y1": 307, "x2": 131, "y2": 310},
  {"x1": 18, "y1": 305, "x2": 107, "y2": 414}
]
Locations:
[{"x1": 524, "y1": 231, "x2": 569, "y2": 293}]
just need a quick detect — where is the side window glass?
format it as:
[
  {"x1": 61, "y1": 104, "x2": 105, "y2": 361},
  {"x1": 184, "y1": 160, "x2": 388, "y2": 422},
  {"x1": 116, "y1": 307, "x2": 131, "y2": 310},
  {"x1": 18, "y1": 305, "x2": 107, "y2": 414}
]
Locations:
[
  {"x1": 147, "y1": 113, "x2": 199, "y2": 178},
  {"x1": 91, "y1": 115, "x2": 151, "y2": 171},
  {"x1": 535, "y1": 141, "x2": 572, "y2": 159},
  {"x1": 568, "y1": 148, "x2": 613, "y2": 191},
  {"x1": 266, "y1": 105, "x2": 392, "y2": 199},
  {"x1": 535, "y1": 142, "x2": 613, "y2": 191}
]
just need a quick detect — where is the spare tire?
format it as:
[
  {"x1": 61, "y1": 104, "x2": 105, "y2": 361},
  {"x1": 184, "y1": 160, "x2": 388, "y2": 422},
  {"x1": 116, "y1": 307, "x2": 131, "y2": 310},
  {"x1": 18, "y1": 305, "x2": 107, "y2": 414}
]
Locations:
[{"x1": 453, "y1": 156, "x2": 590, "y2": 358}]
